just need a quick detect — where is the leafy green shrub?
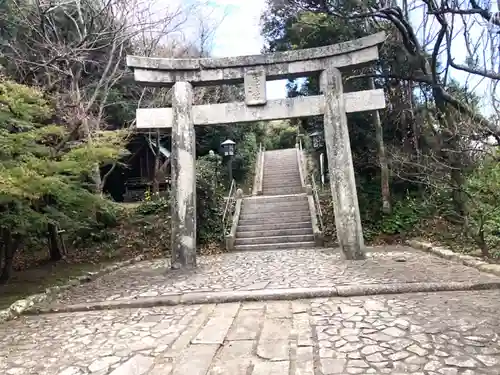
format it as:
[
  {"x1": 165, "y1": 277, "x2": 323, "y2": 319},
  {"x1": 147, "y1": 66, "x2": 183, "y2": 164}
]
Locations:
[
  {"x1": 231, "y1": 132, "x2": 258, "y2": 187},
  {"x1": 265, "y1": 122, "x2": 297, "y2": 150},
  {"x1": 136, "y1": 194, "x2": 170, "y2": 216},
  {"x1": 465, "y1": 155, "x2": 500, "y2": 255},
  {"x1": 0, "y1": 78, "x2": 128, "y2": 276},
  {"x1": 196, "y1": 154, "x2": 225, "y2": 245},
  {"x1": 134, "y1": 153, "x2": 225, "y2": 247},
  {"x1": 378, "y1": 197, "x2": 423, "y2": 235},
  {"x1": 320, "y1": 181, "x2": 430, "y2": 243}
]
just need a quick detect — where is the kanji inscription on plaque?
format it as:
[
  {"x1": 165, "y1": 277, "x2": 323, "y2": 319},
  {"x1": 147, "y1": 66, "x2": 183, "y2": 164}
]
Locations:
[{"x1": 244, "y1": 70, "x2": 266, "y2": 106}]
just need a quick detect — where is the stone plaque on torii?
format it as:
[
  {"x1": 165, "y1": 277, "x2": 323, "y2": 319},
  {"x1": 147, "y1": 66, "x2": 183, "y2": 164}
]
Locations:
[{"x1": 126, "y1": 32, "x2": 387, "y2": 268}]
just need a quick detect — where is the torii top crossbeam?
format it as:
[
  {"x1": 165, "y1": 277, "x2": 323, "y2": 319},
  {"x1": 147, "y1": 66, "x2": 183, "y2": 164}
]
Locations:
[
  {"x1": 125, "y1": 33, "x2": 387, "y2": 129},
  {"x1": 126, "y1": 32, "x2": 386, "y2": 87}
]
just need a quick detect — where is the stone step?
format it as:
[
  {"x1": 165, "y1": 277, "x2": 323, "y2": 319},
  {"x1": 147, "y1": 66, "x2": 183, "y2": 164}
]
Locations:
[
  {"x1": 264, "y1": 175, "x2": 301, "y2": 179},
  {"x1": 242, "y1": 206, "x2": 309, "y2": 215},
  {"x1": 263, "y1": 180, "x2": 302, "y2": 186},
  {"x1": 264, "y1": 168, "x2": 299, "y2": 172},
  {"x1": 265, "y1": 156, "x2": 296, "y2": 159},
  {"x1": 264, "y1": 172, "x2": 300, "y2": 176},
  {"x1": 262, "y1": 187, "x2": 304, "y2": 195},
  {"x1": 262, "y1": 185, "x2": 302, "y2": 191},
  {"x1": 264, "y1": 166, "x2": 297, "y2": 170},
  {"x1": 263, "y1": 184, "x2": 303, "y2": 189},
  {"x1": 238, "y1": 221, "x2": 312, "y2": 232},
  {"x1": 240, "y1": 208, "x2": 310, "y2": 221},
  {"x1": 263, "y1": 174, "x2": 301, "y2": 179},
  {"x1": 234, "y1": 241, "x2": 316, "y2": 251},
  {"x1": 262, "y1": 171, "x2": 300, "y2": 180},
  {"x1": 239, "y1": 210, "x2": 311, "y2": 221},
  {"x1": 262, "y1": 176, "x2": 300, "y2": 181},
  {"x1": 243, "y1": 194, "x2": 307, "y2": 204},
  {"x1": 236, "y1": 227, "x2": 313, "y2": 238},
  {"x1": 242, "y1": 202, "x2": 309, "y2": 214},
  {"x1": 238, "y1": 215, "x2": 311, "y2": 226},
  {"x1": 243, "y1": 196, "x2": 307, "y2": 204},
  {"x1": 265, "y1": 148, "x2": 296, "y2": 152},
  {"x1": 243, "y1": 196, "x2": 307, "y2": 205},
  {"x1": 235, "y1": 234, "x2": 315, "y2": 246}
]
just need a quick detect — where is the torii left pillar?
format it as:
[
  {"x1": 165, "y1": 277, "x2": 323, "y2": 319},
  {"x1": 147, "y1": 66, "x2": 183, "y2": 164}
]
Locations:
[{"x1": 170, "y1": 82, "x2": 197, "y2": 269}]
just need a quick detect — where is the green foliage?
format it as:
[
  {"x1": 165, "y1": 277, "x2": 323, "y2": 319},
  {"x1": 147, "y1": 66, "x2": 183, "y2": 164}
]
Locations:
[
  {"x1": 465, "y1": 154, "x2": 500, "y2": 251},
  {"x1": 0, "y1": 78, "x2": 125, "y2": 251},
  {"x1": 135, "y1": 153, "x2": 226, "y2": 247},
  {"x1": 195, "y1": 123, "x2": 265, "y2": 190},
  {"x1": 230, "y1": 131, "x2": 259, "y2": 186},
  {"x1": 320, "y1": 177, "x2": 430, "y2": 244},
  {"x1": 196, "y1": 154, "x2": 225, "y2": 244},
  {"x1": 377, "y1": 198, "x2": 423, "y2": 236},
  {"x1": 299, "y1": 132, "x2": 314, "y2": 152},
  {"x1": 265, "y1": 121, "x2": 297, "y2": 150},
  {"x1": 61, "y1": 130, "x2": 129, "y2": 175},
  {"x1": 71, "y1": 200, "x2": 121, "y2": 247},
  {"x1": 136, "y1": 191, "x2": 170, "y2": 216}
]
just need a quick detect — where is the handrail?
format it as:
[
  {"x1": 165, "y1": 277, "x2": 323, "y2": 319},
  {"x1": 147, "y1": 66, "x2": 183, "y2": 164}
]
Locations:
[
  {"x1": 225, "y1": 188, "x2": 243, "y2": 250},
  {"x1": 258, "y1": 143, "x2": 265, "y2": 195},
  {"x1": 311, "y1": 173, "x2": 324, "y2": 231},
  {"x1": 222, "y1": 179, "x2": 237, "y2": 235},
  {"x1": 252, "y1": 143, "x2": 264, "y2": 195},
  {"x1": 299, "y1": 139, "x2": 324, "y2": 246},
  {"x1": 296, "y1": 138, "x2": 307, "y2": 189}
]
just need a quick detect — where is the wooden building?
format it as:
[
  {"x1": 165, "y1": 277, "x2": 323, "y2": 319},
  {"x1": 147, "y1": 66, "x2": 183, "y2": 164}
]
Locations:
[{"x1": 103, "y1": 134, "x2": 171, "y2": 202}]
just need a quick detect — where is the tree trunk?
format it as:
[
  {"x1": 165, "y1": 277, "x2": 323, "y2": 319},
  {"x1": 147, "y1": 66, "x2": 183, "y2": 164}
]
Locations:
[
  {"x1": 152, "y1": 153, "x2": 161, "y2": 196},
  {"x1": 363, "y1": 16, "x2": 392, "y2": 214},
  {"x1": 99, "y1": 163, "x2": 117, "y2": 197},
  {"x1": 75, "y1": 75, "x2": 102, "y2": 193},
  {"x1": 450, "y1": 164, "x2": 468, "y2": 218},
  {"x1": 434, "y1": 91, "x2": 468, "y2": 220},
  {"x1": 369, "y1": 78, "x2": 392, "y2": 214},
  {"x1": 90, "y1": 154, "x2": 103, "y2": 194},
  {"x1": 47, "y1": 223, "x2": 63, "y2": 261},
  {"x1": 152, "y1": 131, "x2": 162, "y2": 196},
  {"x1": 0, "y1": 230, "x2": 20, "y2": 283},
  {"x1": 476, "y1": 228, "x2": 490, "y2": 258}
]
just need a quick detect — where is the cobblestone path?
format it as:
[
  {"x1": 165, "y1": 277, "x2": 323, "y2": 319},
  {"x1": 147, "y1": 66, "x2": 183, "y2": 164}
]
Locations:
[
  {"x1": 1, "y1": 291, "x2": 500, "y2": 374},
  {"x1": 2, "y1": 246, "x2": 500, "y2": 374},
  {"x1": 40, "y1": 246, "x2": 500, "y2": 306}
]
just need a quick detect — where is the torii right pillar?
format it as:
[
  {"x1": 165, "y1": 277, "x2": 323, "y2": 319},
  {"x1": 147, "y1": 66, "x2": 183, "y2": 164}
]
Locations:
[{"x1": 321, "y1": 67, "x2": 366, "y2": 260}]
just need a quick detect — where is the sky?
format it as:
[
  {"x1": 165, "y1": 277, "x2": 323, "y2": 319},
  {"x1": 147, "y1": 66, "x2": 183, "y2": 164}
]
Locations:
[
  {"x1": 405, "y1": 1, "x2": 499, "y2": 116},
  {"x1": 203, "y1": 0, "x2": 288, "y2": 99}
]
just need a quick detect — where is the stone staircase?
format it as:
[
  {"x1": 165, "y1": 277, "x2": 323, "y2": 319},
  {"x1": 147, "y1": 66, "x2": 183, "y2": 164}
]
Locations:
[
  {"x1": 262, "y1": 149, "x2": 303, "y2": 195},
  {"x1": 234, "y1": 148, "x2": 316, "y2": 251}
]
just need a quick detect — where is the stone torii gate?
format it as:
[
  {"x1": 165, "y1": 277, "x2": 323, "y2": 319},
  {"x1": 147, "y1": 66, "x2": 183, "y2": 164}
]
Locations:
[{"x1": 126, "y1": 32, "x2": 387, "y2": 268}]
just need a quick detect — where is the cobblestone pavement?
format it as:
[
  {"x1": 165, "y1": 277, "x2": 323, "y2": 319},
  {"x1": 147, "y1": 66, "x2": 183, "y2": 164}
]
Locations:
[
  {"x1": 1, "y1": 291, "x2": 500, "y2": 374},
  {"x1": 43, "y1": 246, "x2": 500, "y2": 306}
]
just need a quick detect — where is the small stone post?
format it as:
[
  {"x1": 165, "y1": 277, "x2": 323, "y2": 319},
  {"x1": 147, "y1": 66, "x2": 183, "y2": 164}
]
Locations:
[
  {"x1": 320, "y1": 67, "x2": 366, "y2": 260},
  {"x1": 170, "y1": 82, "x2": 197, "y2": 269}
]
